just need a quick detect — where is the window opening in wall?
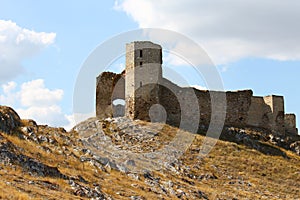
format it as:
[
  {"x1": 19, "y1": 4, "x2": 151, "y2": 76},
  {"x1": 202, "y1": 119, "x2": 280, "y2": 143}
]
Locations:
[
  {"x1": 140, "y1": 81, "x2": 142, "y2": 87},
  {"x1": 139, "y1": 50, "x2": 143, "y2": 57},
  {"x1": 160, "y1": 49, "x2": 162, "y2": 63},
  {"x1": 139, "y1": 62, "x2": 143, "y2": 67},
  {"x1": 112, "y1": 99, "x2": 125, "y2": 117}
]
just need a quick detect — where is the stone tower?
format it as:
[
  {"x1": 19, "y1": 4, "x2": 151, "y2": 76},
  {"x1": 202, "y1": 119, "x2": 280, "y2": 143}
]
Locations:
[
  {"x1": 263, "y1": 95, "x2": 285, "y2": 135},
  {"x1": 125, "y1": 41, "x2": 163, "y2": 120}
]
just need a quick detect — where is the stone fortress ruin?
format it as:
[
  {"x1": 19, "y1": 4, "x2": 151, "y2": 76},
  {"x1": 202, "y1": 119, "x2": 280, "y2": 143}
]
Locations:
[{"x1": 96, "y1": 41, "x2": 298, "y2": 136}]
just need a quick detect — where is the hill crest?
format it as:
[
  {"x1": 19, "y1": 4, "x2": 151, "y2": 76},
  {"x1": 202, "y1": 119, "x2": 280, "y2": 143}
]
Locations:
[{"x1": 0, "y1": 105, "x2": 300, "y2": 199}]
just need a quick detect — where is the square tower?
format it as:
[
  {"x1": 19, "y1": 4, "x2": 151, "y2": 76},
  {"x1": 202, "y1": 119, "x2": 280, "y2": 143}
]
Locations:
[
  {"x1": 125, "y1": 41, "x2": 163, "y2": 119},
  {"x1": 263, "y1": 95, "x2": 285, "y2": 135}
]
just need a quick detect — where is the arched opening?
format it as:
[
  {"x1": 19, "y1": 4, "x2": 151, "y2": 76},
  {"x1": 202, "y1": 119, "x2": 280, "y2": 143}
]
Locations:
[{"x1": 112, "y1": 99, "x2": 125, "y2": 117}]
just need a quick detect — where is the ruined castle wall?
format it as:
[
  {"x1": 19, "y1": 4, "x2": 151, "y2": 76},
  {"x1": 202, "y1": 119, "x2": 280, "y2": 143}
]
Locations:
[
  {"x1": 285, "y1": 114, "x2": 297, "y2": 134},
  {"x1": 132, "y1": 84, "x2": 160, "y2": 120},
  {"x1": 96, "y1": 41, "x2": 297, "y2": 135},
  {"x1": 225, "y1": 90, "x2": 253, "y2": 127},
  {"x1": 158, "y1": 79, "x2": 206, "y2": 132},
  {"x1": 96, "y1": 71, "x2": 291, "y2": 135},
  {"x1": 159, "y1": 80, "x2": 254, "y2": 131},
  {"x1": 158, "y1": 79, "x2": 181, "y2": 126},
  {"x1": 194, "y1": 89, "x2": 211, "y2": 126},
  {"x1": 263, "y1": 95, "x2": 285, "y2": 134},
  {"x1": 96, "y1": 72, "x2": 124, "y2": 118},
  {"x1": 246, "y1": 95, "x2": 287, "y2": 134},
  {"x1": 194, "y1": 90, "x2": 253, "y2": 128},
  {"x1": 247, "y1": 96, "x2": 271, "y2": 129}
]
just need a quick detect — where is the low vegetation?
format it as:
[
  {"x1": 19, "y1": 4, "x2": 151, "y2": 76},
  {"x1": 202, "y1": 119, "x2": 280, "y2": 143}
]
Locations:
[{"x1": 0, "y1": 106, "x2": 299, "y2": 199}]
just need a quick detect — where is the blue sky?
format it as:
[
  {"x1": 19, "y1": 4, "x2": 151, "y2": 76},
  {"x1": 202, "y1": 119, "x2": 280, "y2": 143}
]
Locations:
[{"x1": 0, "y1": 0, "x2": 299, "y2": 130}]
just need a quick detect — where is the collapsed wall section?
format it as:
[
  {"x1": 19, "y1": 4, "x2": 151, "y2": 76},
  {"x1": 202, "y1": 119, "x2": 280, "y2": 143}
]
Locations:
[
  {"x1": 247, "y1": 95, "x2": 287, "y2": 134},
  {"x1": 263, "y1": 95, "x2": 285, "y2": 134},
  {"x1": 96, "y1": 72, "x2": 125, "y2": 118}
]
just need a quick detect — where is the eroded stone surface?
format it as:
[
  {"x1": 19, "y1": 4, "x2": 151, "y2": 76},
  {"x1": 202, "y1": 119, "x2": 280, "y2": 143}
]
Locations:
[{"x1": 0, "y1": 106, "x2": 21, "y2": 134}]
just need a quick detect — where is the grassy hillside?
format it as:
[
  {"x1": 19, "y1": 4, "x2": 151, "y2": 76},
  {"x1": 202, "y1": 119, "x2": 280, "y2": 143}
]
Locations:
[{"x1": 0, "y1": 114, "x2": 299, "y2": 199}]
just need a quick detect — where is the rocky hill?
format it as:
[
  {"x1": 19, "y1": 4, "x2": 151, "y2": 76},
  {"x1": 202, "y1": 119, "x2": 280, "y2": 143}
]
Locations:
[{"x1": 0, "y1": 105, "x2": 300, "y2": 199}]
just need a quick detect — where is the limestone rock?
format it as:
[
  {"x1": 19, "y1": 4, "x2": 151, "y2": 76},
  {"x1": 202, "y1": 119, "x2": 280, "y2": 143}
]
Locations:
[
  {"x1": 290, "y1": 141, "x2": 300, "y2": 155},
  {"x1": 0, "y1": 106, "x2": 21, "y2": 134}
]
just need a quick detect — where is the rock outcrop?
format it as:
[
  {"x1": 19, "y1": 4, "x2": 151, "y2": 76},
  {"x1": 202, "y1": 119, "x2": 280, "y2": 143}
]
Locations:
[
  {"x1": 0, "y1": 106, "x2": 299, "y2": 199},
  {"x1": 0, "y1": 106, "x2": 21, "y2": 134}
]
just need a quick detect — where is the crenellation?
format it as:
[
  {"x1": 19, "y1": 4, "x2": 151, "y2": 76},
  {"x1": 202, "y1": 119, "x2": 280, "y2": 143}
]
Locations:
[{"x1": 96, "y1": 41, "x2": 298, "y2": 135}]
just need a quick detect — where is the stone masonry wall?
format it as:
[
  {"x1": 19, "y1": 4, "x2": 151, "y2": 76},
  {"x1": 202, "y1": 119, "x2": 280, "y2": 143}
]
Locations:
[
  {"x1": 96, "y1": 41, "x2": 297, "y2": 135},
  {"x1": 285, "y1": 114, "x2": 298, "y2": 134},
  {"x1": 125, "y1": 41, "x2": 163, "y2": 119},
  {"x1": 96, "y1": 72, "x2": 124, "y2": 118},
  {"x1": 247, "y1": 96, "x2": 272, "y2": 129},
  {"x1": 263, "y1": 95, "x2": 285, "y2": 135},
  {"x1": 159, "y1": 82, "x2": 253, "y2": 132},
  {"x1": 96, "y1": 71, "x2": 297, "y2": 135},
  {"x1": 224, "y1": 90, "x2": 253, "y2": 127}
]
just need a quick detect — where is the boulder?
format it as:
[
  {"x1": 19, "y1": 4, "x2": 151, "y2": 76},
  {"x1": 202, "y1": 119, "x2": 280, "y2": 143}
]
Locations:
[
  {"x1": 0, "y1": 106, "x2": 21, "y2": 134},
  {"x1": 290, "y1": 141, "x2": 300, "y2": 155}
]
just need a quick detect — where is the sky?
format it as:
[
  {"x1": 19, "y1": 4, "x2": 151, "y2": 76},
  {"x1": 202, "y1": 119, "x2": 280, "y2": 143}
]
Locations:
[{"x1": 0, "y1": 0, "x2": 299, "y2": 131}]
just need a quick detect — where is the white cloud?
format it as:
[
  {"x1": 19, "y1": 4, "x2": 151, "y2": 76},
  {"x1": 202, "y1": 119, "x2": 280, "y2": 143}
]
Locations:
[
  {"x1": 2, "y1": 81, "x2": 17, "y2": 94},
  {"x1": 0, "y1": 79, "x2": 72, "y2": 129},
  {"x1": 0, "y1": 20, "x2": 56, "y2": 82},
  {"x1": 0, "y1": 81, "x2": 18, "y2": 106},
  {"x1": 20, "y1": 79, "x2": 63, "y2": 107},
  {"x1": 163, "y1": 42, "x2": 211, "y2": 66},
  {"x1": 16, "y1": 105, "x2": 69, "y2": 127},
  {"x1": 116, "y1": 0, "x2": 300, "y2": 64}
]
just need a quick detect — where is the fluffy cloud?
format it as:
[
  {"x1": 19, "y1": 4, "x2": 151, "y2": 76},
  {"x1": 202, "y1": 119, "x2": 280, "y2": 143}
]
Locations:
[
  {"x1": 116, "y1": 0, "x2": 300, "y2": 64},
  {"x1": 19, "y1": 79, "x2": 63, "y2": 107},
  {"x1": 0, "y1": 81, "x2": 18, "y2": 106},
  {"x1": 0, "y1": 20, "x2": 56, "y2": 82},
  {"x1": 0, "y1": 79, "x2": 71, "y2": 129},
  {"x1": 16, "y1": 106, "x2": 69, "y2": 128}
]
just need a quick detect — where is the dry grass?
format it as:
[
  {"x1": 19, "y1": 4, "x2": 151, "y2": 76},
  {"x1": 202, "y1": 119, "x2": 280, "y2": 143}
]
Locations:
[
  {"x1": 0, "y1": 121, "x2": 299, "y2": 199},
  {"x1": 180, "y1": 136, "x2": 300, "y2": 199}
]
